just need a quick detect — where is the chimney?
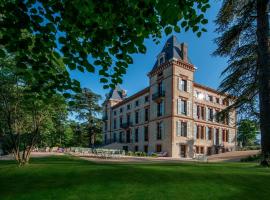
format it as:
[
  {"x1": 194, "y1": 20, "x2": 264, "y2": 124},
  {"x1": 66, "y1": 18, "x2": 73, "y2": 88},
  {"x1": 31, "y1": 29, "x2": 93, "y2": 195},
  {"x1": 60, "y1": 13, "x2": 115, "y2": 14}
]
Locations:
[{"x1": 181, "y1": 43, "x2": 188, "y2": 63}]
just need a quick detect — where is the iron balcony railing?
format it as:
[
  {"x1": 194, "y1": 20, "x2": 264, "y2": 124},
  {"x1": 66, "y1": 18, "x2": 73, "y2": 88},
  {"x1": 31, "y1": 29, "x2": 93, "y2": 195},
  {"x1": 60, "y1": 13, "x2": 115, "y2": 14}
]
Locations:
[
  {"x1": 152, "y1": 90, "x2": 165, "y2": 102},
  {"x1": 120, "y1": 122, "x2": 132, "y2": 129}
]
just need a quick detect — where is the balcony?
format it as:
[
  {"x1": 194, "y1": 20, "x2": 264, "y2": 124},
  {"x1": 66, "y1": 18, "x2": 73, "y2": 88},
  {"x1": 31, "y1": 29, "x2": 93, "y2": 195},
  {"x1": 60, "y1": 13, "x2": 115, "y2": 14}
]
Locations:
[
  {"x1": 120, "y1": 122, "x2": 132, "y2": 129},
  {"x1": 152, "y1": 90, "x2": 165, "y2": 103}
]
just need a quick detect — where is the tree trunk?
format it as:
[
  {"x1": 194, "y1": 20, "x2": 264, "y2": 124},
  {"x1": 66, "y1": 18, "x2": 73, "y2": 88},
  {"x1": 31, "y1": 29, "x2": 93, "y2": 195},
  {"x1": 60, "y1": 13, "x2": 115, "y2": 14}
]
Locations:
[{"x1": 257, "y1": 0, "x2": 270, "y2": 166}]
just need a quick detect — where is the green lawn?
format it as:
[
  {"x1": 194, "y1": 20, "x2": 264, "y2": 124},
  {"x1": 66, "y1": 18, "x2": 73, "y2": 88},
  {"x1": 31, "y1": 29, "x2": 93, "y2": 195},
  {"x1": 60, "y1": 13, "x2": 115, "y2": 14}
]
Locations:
[{"x1": 0, "y1": 156, "x2": 269, "y2": 200}]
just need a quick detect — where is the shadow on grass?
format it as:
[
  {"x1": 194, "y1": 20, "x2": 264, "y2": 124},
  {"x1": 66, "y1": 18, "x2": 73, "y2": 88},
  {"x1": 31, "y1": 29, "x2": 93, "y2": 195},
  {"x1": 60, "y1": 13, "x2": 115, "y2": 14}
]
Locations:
[{"x1": 0, "y1": 156, "x2": 269, "y2": 200}]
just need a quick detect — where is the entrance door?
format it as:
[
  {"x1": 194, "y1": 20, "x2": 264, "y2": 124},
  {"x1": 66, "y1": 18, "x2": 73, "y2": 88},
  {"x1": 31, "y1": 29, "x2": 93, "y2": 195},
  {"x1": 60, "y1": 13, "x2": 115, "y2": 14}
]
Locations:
[{"x1": 180, "y1": 145, "x2": 186, "y2": 158}]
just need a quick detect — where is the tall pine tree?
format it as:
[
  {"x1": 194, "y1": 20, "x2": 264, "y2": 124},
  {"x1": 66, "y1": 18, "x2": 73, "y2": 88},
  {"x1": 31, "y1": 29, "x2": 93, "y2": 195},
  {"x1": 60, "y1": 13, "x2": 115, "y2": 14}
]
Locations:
[{"x1": 214, "y1": 0, "x2": 270, "y2": 166}]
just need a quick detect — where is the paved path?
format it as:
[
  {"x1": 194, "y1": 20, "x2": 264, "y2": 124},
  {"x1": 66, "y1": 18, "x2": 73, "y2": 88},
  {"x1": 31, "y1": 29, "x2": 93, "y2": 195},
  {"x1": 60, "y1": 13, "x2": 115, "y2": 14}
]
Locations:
[
  {"x1": 0, "y1": 152, "x2": 64, "y2": 160},
  {"x1": 0, "y1": 150, "x2": 260, "y2": 163},
  {"x1": 207, "y1": 150, "x2": 260, "y2": 162}
]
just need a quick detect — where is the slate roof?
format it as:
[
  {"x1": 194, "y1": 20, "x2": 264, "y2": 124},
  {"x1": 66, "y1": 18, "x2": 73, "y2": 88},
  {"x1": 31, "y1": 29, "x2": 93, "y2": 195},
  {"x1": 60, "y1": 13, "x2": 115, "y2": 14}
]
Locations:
[
  {"x1": 151, "y1": 35, "x2": 192, "y2": 72},
  {"x1": 106, "y1": 85, "x2": 125, "y2": 101}
]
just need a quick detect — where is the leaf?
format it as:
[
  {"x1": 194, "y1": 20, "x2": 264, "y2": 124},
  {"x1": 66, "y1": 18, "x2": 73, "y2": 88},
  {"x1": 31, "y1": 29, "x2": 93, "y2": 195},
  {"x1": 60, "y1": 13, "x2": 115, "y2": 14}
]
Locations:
[
  {"x1": 164, "y1": 26, "x2": 172, "y2": 35},
  {"x1": 197, "y1": 31, "x2": 202, "y2": 37},
  {"x1": 77, "y1": 65, "x2": 84, "y2": 72},
  {"x1": 201, "y1": 19, "x2": 208, "y2": 24},
  {"x1": 181, "y1": 21, "x2": 187, "y2": 28},
  {"x1": 174, "y1": 26, "x2": 180, "y2": 33},
  {"x1": 100, "y1": 78, "x2": 108, "y2": 83}
]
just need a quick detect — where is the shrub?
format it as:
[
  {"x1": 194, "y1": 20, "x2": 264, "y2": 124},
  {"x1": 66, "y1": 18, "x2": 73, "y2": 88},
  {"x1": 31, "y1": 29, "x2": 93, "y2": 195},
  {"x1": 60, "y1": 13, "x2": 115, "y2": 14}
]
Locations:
[{"x1": 240, "y1": 154, "x2": 262, "y2": 162}]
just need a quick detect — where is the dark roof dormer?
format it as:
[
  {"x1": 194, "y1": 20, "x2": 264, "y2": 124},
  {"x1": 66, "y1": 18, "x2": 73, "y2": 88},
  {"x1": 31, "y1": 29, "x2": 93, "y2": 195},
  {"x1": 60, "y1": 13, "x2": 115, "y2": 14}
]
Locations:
[{"x1": 150, "y1": 35, "x2": 190, "y2": 72}]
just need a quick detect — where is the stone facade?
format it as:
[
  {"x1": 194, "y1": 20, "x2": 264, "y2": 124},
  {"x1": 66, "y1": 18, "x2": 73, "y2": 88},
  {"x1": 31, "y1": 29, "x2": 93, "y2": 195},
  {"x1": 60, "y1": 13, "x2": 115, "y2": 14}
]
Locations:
[{"x1": 102, "y1": 36, "x2": 237, "y2": 158}]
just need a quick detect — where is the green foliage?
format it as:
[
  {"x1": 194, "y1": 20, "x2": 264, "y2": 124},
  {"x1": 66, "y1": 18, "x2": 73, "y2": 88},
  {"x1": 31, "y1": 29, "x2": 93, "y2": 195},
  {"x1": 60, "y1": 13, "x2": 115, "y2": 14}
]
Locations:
[
  {"x1": 70, "y1": 88, "x2": 102, "y2": 147},
  {"x1": 213, "y1": 0, "x2": 259, "y2": 119},
  {"x1": 0, "y1": 0, "x2": 210, "y2": 93},
  {"x1": 238, "y1": 119, "x2": 259, "y2": 147},
  {"x1": 241, "y1": 154, "x2": 262, "y2": 162}
]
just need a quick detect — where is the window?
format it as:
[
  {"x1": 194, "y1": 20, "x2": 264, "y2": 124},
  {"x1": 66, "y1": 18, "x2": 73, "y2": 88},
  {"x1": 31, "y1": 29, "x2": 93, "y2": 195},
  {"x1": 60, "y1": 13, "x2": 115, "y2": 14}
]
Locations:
[
  {"x1": 208, "y1": 127, "x2": 212, "y2": 140},
  {"x1": 226, "y1": 130, "x2": 229, "y2": 142},
  {"x1": 113, "y1": 118, "x2": 117, "y2": 129},
  {"x1": 144, "y1": 126, "x2": 149, "y2": 142},
  {"x1": 157, "y1": 101, "x2": 164, "y2": 117},
  {"x1": 200, "y1": 147, "x2": 204, "y2": 154},
  {"x1": 135, "y1": 111, "x2": 139, "y2": 124},
  {"x1": 195, "y1": 146, "x2": 199, "y2": 153},
  {"x1": 127, "y1": 114, "x2": 131, "y2": 124},
  {"x1": 119, "y1": 116, "x2": 123, "y2": 126},
  {"x1": 222, "y1": 129, "x2": 226, "y2": 142},
  {"x1": 135, "y1": 100, "x2": 139, "y2": 107},
  {"x1": 113, "y1": 110, "x2": 117, "y2": 116},
  {"x1": 127, "y1": 104, "x2": 131, "y2": 110},
  {"x1": 126, "y1": 130, "x2": 131, "y2": 143},
  {"x1": 223, "y1": 99, "x2": 229, "y2": 106},
  {"x1": 197, "y1": 105, "x2": 200, "y2": 119},
  {"x1": 144, "y1": 96, "x2": 149, "y2": 103},
  {"x1": 157, "y1": 122, "x2": 163, "y2": 140},
  {"x1": 181, "y1": 100, "x2": 187, "y2": 115},
  {"x1": 196, "y1": 125, "x2": 200, "y2": 139},
  {"x1": 119, "y1": 132, "x2": 123, "y2": 143},
  {"x1": 201, "y1": 126, "x2": 205, "y2": 140},
  {"x1": 156, "y1": 144, "x2": 162, "y2": 152},
  {"x1": 158, "y1": 81, "x2": 163, "y2": 94},
  {"x1": 180, "y1": 79, "x2": 187, "y2": 91},
  {"x1": 215, "y1": 128, "x2": 220, "y2": 145},
  {"x1": 135, "y1": 128, "x2": 139, "y2": 142},
  {"x1": 216, "y1": 98, "x2": 220, "y2": 104},
  {"x1": 120, "y1": 108, "x2": 123, "y2": 113},
  {"x1": 145, "y1": 108, "x2": 149, "y2": 121},
  {"x1": 208, "y1": 108, "x2": 213, "y2": 121},
  {"x1": 181, "y1": 122, "x2": 188, "y2": 137},
  {"x1": 135, "y1": 146, "x2": 138, "y2": 152},
  {"x1": 201, "y1": 106, "x2": 205, "y2": 120},
  {"x1": 113, "y1": 132, "x2": 116, "y2": 142},
  {"x1": 144, "y1": 145, "x2": 148, "y2": 153},
  {"x1": 158, "y1": 55, "x2": 165, "y2": 65},
  {"x1": 208, "y1": 95, "x2": 213, "y2": 102}
]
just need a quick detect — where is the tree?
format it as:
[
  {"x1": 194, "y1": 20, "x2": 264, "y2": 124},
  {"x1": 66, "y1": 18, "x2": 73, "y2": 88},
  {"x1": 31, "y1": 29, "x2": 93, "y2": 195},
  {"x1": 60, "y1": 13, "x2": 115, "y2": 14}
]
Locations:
[
  {"x1": 70, "y1": 88, "x2": 102, "y2": 148},
  {"x1": 0, "y1": 0, "x2": 210, "y2": 94},
  {"x1": 0, "y1": 54, "x2": 68, "y2": 166},
  {"x1": 214, "y1": 0, "x2": 270, "y2": 166},
  {"x1": 238, "y1": 120, "x2": 259, "y2": 147}
]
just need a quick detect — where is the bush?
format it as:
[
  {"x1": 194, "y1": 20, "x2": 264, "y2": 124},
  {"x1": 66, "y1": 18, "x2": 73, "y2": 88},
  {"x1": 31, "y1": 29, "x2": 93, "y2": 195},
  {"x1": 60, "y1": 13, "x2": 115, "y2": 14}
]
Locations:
[
  {"x1": 240, "y1": 154, "x2": 262, "y2": 162},
  {"x1": 240, "y1": 146, "x2": 261, "y2": 151},
  {"x1": 127, "y1": 151, "x2": 134, "y2": 156},
  {"x1": 151, "y1": 153, "x2": 158, "y2": 157}
]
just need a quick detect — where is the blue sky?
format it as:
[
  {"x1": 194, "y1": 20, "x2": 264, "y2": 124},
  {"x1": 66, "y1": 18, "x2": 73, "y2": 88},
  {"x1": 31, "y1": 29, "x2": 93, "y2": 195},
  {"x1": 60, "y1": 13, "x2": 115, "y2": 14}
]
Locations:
[{"x1": 70, "y1": 1, "x2": 227, "y2": 103}]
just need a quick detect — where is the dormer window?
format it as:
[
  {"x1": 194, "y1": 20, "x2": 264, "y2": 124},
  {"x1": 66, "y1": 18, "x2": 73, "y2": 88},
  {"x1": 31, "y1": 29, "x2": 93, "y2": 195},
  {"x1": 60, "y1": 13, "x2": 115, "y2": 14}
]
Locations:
[{"x1": 158, "y1": 53, "x2": 166, "y2": 66}]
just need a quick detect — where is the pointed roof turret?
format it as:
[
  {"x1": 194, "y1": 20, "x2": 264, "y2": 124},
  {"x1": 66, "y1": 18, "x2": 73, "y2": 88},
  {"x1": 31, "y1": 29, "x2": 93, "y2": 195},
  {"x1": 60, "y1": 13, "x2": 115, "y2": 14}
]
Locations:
[{"x1": 150, "y1": 35, "x2": 191, "y2": 72}]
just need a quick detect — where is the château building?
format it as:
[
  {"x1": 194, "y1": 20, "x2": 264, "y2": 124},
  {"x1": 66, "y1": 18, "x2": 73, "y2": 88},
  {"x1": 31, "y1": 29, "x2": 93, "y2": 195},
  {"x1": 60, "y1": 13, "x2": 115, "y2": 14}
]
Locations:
[{"x1": 102, "y1": 36, "x2": 237, "y2": 158}]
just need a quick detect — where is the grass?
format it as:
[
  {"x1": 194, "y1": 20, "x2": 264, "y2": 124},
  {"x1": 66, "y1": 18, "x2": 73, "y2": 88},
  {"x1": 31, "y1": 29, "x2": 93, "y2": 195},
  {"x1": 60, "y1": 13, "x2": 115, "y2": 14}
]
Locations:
[{"x1": 0, "y1": 156, "x2": 270, "y2": 200}]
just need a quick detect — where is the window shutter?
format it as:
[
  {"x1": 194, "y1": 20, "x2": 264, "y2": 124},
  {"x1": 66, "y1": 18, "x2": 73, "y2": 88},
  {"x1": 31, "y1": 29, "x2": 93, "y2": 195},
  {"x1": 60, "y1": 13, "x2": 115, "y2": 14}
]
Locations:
[
  {"x1": 194, "y1": 124, "x2": 197, "y2": 140},
  {"x1": 153, "y1": 104, "x2": 156, "y2": 118},
  {"x1": 206, "y1": 107, "x2": 209, "y2": 121},
  {"x1": 187, "y1": 122, "x2": 190, "y2": 138},
  {"x1": 161, "y1": 122, "x2": 165, "y2": 139},
  {"x1": 176, "y1": 121, "x2": 181, "y2": 136},
  {"x1": 193, "y1": 104, "x2": 197, "y2": 118},
  {"x1": 213, "y1": 130, "x2": 216, "y2": 145},
  {"x1": 162, "y1": 101, "x2": 165, "y2": 115},
  {"x1": 177, "y1": 99, "x2": 181, "y2": 115},
  {"x1": 206, "y1": 127, "x2": 209, "y2": 140},
  {"x1": 187, "y1": 101, "x2": 191, "y2": 116},
  {"x1": 187, "y1": 80, "x2": 191, "y2": 93},
  {"x1": 178, "y1": 77, "x2": 181, "y2": 90}
]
